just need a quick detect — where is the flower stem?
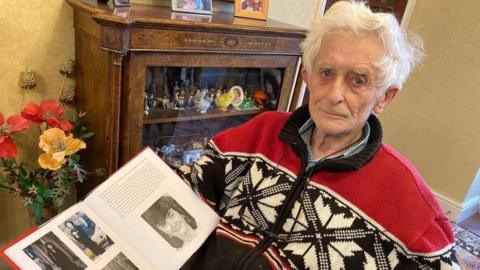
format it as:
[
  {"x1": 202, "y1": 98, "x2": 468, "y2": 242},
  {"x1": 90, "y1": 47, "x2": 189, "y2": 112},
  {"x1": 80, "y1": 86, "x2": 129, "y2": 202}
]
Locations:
[{"x1": 57, "y1": 74, "x2": 67, "y2": 101}]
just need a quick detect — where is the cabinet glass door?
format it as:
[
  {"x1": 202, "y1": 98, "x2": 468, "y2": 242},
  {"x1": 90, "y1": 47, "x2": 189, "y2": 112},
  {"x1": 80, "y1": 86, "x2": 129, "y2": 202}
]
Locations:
[{"x1": 142, "y1": 66, "x2": 285, "y2": 168}]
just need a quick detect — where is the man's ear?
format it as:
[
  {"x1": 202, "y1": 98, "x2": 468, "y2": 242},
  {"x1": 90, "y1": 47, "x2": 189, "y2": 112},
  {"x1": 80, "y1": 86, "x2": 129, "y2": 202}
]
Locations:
[
  {"x1": 373, "y1": 86, "x2": 399, "y2": 115},
  {"x1": 301, "y1": 67, "x2": 309, "y2": 85}
]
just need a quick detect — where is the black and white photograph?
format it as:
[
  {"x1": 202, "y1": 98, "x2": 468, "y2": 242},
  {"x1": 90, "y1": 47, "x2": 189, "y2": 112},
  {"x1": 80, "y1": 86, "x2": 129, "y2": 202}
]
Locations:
[
  {"x1": 23, "y1": 232, "x2": 87, "y2": 270},
  {"x1": 172, "y1": 0, "x2": 212, "y2": 15},
  {"x1": 59, "y1": 212, "x2": 114, "y2": 260},
  {"x1": 102, "y1": 252, "x2": 139, "y2": 270},
  {"x1": 141, "y1": 195, "x2": 198, "y2": 249}
]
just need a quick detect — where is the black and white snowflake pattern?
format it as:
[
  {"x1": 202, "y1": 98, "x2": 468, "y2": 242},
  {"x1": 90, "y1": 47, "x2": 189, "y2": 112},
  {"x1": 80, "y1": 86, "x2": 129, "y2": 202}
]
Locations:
[{"x1": 182, "y1": 146, "x2": 460, "y2": 270}]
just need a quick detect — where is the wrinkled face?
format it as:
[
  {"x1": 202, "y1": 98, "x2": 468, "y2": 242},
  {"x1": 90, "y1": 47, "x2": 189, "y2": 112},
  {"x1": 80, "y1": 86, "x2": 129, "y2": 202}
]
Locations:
[
  {"x1": 303, "y1": 30, "x2": 397, "y2": 138},
  {"x1": 157, "y1": 208, "x2": 186, "y2": 238}
]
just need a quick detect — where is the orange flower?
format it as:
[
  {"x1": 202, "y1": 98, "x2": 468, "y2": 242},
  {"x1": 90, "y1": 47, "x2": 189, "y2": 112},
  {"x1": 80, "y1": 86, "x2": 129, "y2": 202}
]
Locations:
[{"x1": 37, "y1": 128, "x2": 86, "y2": 170}]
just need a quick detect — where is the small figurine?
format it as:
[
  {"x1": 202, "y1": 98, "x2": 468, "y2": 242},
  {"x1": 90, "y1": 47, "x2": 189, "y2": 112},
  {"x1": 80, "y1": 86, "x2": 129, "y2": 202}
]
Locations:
[
  {"x1": 176, "y1": 89, "x2": 186, "y2": 108},
  {"x1": 230, "y1": 85, "x2": 245, "y2": 109},
  {"x1": 194, "y1": 89, "x2": 211, "y2": 113},
  {"x1": 238, "y1": 98, "x2": 256, "y2": 110},
  {"x1": 144, "y1": 93, "x2": 150, "y2": 116},
  {"x1": 215, "y1": 90, "x2": 235, "y2": 112},
  {"x1": 252, "y1": 90, "x2": 269, "y2": 108},
  {"x1": 155, "y1": 96, "x2": 170, "y2": 110},
  {"x1": 215, "y1": 88, "x2": 222, "y2": 100}
]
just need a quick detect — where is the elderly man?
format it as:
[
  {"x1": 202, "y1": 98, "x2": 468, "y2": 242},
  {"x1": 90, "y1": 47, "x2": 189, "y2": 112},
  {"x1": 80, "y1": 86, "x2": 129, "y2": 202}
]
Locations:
[{"x1": 179, "y1": 1, "x2": 458, "y2": 269}]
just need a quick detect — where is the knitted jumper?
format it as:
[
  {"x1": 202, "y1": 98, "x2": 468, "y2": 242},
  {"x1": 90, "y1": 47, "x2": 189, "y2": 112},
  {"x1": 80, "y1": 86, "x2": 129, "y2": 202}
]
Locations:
[{"x1": 179, "y1": 105, "x2": 458, "y2": 270}]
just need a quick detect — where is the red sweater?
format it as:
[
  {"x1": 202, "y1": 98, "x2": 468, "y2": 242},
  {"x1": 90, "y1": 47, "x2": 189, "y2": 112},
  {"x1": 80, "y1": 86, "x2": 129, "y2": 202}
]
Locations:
[{"x1": 180, "y1": 106, "x2": 458, "y2": 270}]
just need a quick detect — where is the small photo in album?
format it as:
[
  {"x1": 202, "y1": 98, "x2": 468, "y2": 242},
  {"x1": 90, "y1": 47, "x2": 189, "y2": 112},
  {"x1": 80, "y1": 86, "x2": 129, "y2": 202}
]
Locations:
[
  {"x1": 59, "y1": 211, "x2": 114, "y2": 260},
  {"x1": 102, "y1": 252, "x2": 139, "y2": 270},
  {"x1": 23, "y1": 231, "x2": 87, "y2": 270}
]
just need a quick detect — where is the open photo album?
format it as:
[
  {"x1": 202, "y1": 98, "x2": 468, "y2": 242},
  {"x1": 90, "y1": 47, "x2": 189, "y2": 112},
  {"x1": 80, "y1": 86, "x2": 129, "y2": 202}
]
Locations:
[{"x1": 1, "y1": 148, "x2": 220, "y2": 270}]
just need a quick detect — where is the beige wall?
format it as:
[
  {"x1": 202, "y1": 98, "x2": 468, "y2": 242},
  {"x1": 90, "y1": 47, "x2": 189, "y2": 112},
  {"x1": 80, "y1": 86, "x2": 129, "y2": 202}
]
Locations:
[
  {"x1": 0, "y1": 0, "x2": 74, "y2": 268},
  {"x1": 381, "y1": 0, "x2": 480, "y2": 204}
]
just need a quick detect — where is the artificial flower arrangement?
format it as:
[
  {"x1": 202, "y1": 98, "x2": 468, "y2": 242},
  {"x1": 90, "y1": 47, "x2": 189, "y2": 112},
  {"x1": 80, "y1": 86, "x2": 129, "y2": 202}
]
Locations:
[{"x1": 0, "y1": 100, "x2": 101, "y2": 223}]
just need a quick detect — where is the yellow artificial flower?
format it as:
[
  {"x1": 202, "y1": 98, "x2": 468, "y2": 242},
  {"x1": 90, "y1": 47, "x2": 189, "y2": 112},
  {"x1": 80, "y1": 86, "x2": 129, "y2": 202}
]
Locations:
[
  {"x1": 37, "y1": 127, "x2": 86, "y2": 170},
  {"x1": 38, "y1": 152, "x2": 67, "y2": 170}
]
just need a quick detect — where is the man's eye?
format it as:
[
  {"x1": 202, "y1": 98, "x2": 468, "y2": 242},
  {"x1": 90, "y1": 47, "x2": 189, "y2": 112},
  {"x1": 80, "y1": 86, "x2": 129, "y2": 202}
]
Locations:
[
  {"x1": 319, "y1": 69, "x2": 333, "y2": 79},
  {"x1": 353, "y1": 77, "x2": 365, "y2": 86}
]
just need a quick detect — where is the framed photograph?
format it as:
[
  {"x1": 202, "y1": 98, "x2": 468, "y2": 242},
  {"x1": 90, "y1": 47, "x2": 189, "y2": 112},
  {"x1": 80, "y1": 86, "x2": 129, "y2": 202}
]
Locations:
[
  {"x1": 171, "y1": 12, "x2": 212, "y2": 22},
  {"x1": 172, "y1": 0, "x2": 213, "y2": 15},
  {"x1": 234, "y1": 0, "x2": 269, "y2": 20},
  {"x1": 113, "y1": 0, "x2": 131, "y2": 7}
]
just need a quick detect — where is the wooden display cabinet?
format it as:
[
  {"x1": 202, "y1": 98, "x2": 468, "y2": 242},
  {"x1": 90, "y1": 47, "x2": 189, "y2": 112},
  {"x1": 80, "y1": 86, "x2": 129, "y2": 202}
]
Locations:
[{"x1": 66, "y1": 0, "x2": 306, "y2": 198}]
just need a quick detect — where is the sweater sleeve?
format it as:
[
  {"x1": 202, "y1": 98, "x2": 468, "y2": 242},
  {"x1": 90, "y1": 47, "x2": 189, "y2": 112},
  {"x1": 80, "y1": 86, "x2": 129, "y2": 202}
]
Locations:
[
  {"x1": 411, "y1": 216, "x2": 455, "y2": 251},
  {"x1": 405, "y1": 216, "x2": 458, "y2": 269},
  {"x1": 176, "y1": 142, "x2": 231, "y2": 212}
]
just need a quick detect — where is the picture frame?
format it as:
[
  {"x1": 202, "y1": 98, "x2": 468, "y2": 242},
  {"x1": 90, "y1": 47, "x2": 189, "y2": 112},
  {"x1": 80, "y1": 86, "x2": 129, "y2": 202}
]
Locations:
[
  {"x1": 234, "y1": 0, "x2": 269, "y2": 20},
  {"x1": 171, "y1": 12, "x2": 213, "y2": 23},
  {"x1": 112, "y1": 0, "x2": 131, "y2": 7},
  {"x1": 172, "y1": 0, "x2": 213, "y2": 15}
]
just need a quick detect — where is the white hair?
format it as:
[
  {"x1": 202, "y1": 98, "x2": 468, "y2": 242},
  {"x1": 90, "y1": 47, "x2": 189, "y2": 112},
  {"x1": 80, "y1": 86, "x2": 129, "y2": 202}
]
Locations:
[{"x1": 301, "y1": 0, "x2": 424, "y2": 91}]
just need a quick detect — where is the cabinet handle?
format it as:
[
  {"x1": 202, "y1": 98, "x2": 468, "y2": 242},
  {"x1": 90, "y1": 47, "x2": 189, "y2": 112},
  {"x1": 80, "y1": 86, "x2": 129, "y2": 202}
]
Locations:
[{"x1": 224, "y1": 37, "x2": 239, "y2": 47}]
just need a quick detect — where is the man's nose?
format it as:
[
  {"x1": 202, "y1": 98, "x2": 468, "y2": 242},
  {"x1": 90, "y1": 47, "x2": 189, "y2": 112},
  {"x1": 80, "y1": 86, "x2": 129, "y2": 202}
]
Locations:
[{"x1": 326, "y1": 76, "x2": 346, "y2": 104}]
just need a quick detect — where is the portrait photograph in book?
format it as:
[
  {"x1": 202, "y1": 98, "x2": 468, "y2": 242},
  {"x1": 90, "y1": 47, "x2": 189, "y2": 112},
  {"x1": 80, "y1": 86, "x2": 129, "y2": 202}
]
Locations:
[
  {"x1": 103, "y1": 252, "x2": 140, "y2": 270},
  {"x1": 23, "y1": 232, "x2": 87, "y2": 270},
  {"x1": 59, "y1": 211, "x2": 114, "y2": 260},
  {"x1": 141, "y1": 194, "x2": 198, "y2": 249}
]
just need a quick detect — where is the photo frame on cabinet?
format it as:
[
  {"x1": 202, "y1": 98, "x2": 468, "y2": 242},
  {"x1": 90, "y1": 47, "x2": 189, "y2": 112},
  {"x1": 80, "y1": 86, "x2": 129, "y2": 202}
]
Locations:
[
  {"x1": 171, "y1": 12, "x2": 212, "y2": 22},
  {"x1": 113, "y1": 0, "x2": 131, "y2": 7},
  {"x1": 234, "y1": 0, "x2": 269, "y2": 20},
  {"x1": 172, "y1": 0, "x2": 213, "y2": 15}
]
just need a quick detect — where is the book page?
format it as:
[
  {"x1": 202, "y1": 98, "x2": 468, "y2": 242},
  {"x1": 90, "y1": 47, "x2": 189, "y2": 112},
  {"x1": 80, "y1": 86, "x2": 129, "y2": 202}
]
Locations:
[
  {"x1": 4, "y1": 203, "x2": 152, "y2": 270},
  {"x1": 84, "y1": 147, "x2": 220, "y2": 270}
]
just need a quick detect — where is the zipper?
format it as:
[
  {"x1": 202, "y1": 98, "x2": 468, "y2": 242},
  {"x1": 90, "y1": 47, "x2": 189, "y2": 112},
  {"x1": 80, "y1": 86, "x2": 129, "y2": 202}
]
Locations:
[{"x1": 234, "y1": 165, "x2": 317, "y2": 269}]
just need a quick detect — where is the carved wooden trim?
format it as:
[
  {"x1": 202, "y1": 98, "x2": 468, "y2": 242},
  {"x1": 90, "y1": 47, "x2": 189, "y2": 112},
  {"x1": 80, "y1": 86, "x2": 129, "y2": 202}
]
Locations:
[
  {"x1": 112, "y1": 53, "x2": 125, "y2": 66},
  {"x1": 130, "y1": 29, "x2": 302, "y2": 54},
  {"x1": 101, "y1": 26, "x2": 130, "y2": 52}
]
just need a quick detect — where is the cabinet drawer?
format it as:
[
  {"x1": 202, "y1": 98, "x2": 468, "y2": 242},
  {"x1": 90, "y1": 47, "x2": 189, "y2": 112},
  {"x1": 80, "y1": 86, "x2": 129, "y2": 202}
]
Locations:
[{"x1": 130, "y1": 28, "x2": 302, "y2": 55}]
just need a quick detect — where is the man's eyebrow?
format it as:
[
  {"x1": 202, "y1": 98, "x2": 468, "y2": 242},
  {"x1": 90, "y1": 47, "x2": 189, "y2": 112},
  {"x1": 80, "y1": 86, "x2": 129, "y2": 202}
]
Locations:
[{"x1": 351, "y1": 68, "x2": 371, "y2": 77}]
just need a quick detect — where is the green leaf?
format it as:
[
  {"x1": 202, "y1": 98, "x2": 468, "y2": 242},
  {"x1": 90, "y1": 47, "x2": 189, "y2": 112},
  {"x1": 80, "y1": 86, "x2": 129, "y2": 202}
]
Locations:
[
  {"x1": 70, "y1": 154, "x2": 80, "y2": 163},
  {"x1": 43, "y1": 189, "x2": 54, "y2": 198},
  {"x1": 80, "y1": 132, "x2": 95, "y2": 139}
]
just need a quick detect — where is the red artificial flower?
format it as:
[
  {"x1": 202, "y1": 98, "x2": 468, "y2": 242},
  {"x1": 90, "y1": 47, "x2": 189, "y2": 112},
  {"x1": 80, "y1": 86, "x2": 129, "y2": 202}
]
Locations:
[
  {"x1": 0, "y1": 112, "x2": 30, "y2": 158},
  {"x1": 21, "y1": 100, "x2": 73, "y2": 132}
]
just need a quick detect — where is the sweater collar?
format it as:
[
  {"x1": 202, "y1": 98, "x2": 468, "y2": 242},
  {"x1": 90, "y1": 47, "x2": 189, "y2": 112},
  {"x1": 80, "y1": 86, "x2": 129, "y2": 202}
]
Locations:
[{"x1": 278, "y1": 105, "x2": 383, "y2": 172}]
